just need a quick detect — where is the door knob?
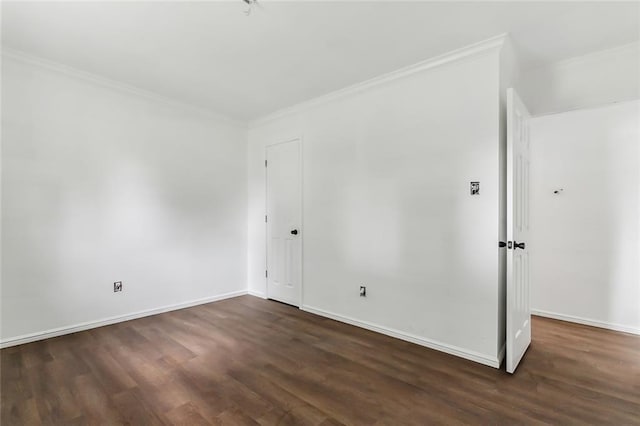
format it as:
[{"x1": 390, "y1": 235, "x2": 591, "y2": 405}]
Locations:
[
  {"x1": 290, "y1": 229, "x2": 298, "y2": 235},
  {"x1": 514, "y1": 242, "x2": 526, "y2": 250}
]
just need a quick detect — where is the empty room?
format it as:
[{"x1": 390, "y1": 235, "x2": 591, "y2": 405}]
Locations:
[{"x1": 1, "y1": 1, "x2": 639, "y2": 424}]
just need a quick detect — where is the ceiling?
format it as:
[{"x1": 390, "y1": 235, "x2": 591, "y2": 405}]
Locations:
[{"x1": 2, "y1": 1, "x2": 639, "y2": 121}]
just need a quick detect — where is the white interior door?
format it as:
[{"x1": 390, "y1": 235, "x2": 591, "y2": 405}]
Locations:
[
  {"x1": 266, "y1": 139, "x2": 302, "y2": 306},
  {"x1": 506, "y1": 88, "x2": 532, "y2": 374}
]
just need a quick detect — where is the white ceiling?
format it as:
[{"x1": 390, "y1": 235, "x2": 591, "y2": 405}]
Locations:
[{"x1": 2, "y1": 1, "x2": 639, "y2": 121}]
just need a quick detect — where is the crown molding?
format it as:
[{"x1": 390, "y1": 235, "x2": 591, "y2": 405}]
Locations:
[
  {"x1": 1, "y1": 47, "x2": 247, "y2": 129},
  {"x1": 524, "y1": 40, "x2": 640, "y2": 74},
  {"x1": 249, "y1": 33, "x2": 508, "y2": 129},
  {"x1": 2, "y1": 33, "x2": 510, "y2": 130}
]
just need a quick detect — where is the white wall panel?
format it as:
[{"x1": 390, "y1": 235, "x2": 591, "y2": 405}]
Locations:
[
  {"x1": 248, "y1": 50, "x2": 504, "y2": 364},
  {"x1": 1, "y1": 57, "x2": 248, "y2": 342}
]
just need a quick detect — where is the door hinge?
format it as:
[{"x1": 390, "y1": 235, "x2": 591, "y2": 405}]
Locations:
[
  {"x1": 265, "y1": 215, "x2": 267, "y2": 223},
  {"x1": 265, "y1": 270, "x2": 268, "y2": 278},
  {"x1": 265, "y1": 160, "x2": 267, "y2": 167}
]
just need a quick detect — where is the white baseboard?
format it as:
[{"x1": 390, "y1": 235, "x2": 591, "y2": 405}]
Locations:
[
  {"x1": 301, "y1": 305, "x2": 501, "y2": 368},
  {"x1": 0, "y1": 290, "x2": 248, "y2": 349},
  {"x1": 248, "y1": 290, "x2": 267, "y2": 299},
  {"x1": 532, "y1": 309, "x2": 640, "y2": 336}
]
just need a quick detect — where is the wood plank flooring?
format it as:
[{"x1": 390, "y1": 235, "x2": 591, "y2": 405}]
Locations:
[{"x1": 2, "y1": 295, "x2": 639, "y2": 425}]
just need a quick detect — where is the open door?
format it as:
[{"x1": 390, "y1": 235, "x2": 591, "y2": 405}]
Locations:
[{"x1": 506, "y1": 88, "x2": 532, "y2": 374}]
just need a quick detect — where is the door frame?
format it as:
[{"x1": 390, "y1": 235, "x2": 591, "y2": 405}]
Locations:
[{"x1": 264, "y1": 136, "x2": 304, "y2": 307}]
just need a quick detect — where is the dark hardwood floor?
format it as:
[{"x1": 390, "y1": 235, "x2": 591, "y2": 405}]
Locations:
[{"x1": 2, "y1": 295, "x2": 639, "y2": 425}]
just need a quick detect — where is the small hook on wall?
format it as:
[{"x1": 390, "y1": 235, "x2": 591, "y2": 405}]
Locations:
[{"x1": 553, "y1": 188, "x2": 564, "y2": 194}]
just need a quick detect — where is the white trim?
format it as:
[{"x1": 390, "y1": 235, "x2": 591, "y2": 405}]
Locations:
[
  {"x1": 525, "y1": 41, "x2": 639, "y2": 75},
  {"x1": 1, "y1": 47, "x2": 245, "y2": 128},
  {"x1": 301, "y1": 305, "x2": 501, "y2": 369},
  {"x1": 525, "y1": 42, "x2": 640, "y2": 118},
  {"x1": 249, "y1": 33, "x2": 507, "y2": 128},
  {"x1": 532, "y1": 310, "x2": 640, "y2": 336},
  {"x1": 298, "y1": 136, "x2": 305, "y2": 308},
  {"x1": 248, "y1": 290, "x2": 267, "y2": 299},
  {"x1": 497, "y1": 342, "x2": 506, "y2": 366},
  {"x1": 265, "y1": 137, "x2": 304, "y2": 308},
  {"x1": 531, "y1": 98, "x2": 640, "y2": 118},
  {"x1": 0, "y1": 290, "x2": 247, "y2": 349}
]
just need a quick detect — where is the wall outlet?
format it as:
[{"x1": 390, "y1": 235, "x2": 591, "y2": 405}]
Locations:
[
  {"x1": 359, "y1": 286, "x2": 366, "y2": 297},
  {"x1": 114, "y1": 281, "x2": 123, "y2": 292}
]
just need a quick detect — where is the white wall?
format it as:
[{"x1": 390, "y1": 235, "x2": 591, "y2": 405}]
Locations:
[
  {"x1": 1, "y1": 55, "x2": 248, "y2": 343},
  {"x1": 521, "y1": 42, "x2": 640, "y2": 116},
  {"x1": 530, "y1": 100, "x2": 640, "y2": 334},
  {"x1": 248, "y1": 47, "x2": 505, "y2": 366}
]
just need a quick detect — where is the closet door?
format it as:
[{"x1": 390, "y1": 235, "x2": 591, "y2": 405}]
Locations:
[{"x1": 266, "y1": 139, "x2": 302, "y2": 306}]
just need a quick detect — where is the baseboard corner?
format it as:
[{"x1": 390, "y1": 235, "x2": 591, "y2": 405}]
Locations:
[{"x1": 248, "y1": 290, "x2": 267, "y2": 299}]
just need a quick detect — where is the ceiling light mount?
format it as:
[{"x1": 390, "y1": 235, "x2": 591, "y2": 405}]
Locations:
[{"x1": 243, "y1": 0, "x2": 259, "y2": 16}]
